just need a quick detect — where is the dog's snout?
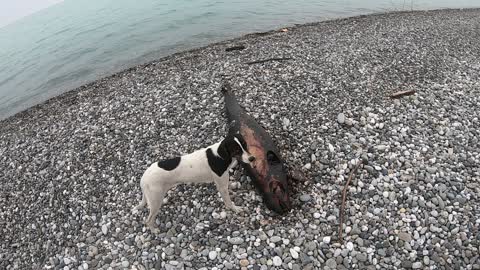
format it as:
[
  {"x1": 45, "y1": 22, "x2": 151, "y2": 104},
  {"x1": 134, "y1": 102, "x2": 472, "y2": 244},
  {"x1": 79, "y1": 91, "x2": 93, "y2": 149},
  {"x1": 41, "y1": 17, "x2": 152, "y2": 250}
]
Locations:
[{"x1": 248, "y1": 156, "x2": 256, "y2": 162}]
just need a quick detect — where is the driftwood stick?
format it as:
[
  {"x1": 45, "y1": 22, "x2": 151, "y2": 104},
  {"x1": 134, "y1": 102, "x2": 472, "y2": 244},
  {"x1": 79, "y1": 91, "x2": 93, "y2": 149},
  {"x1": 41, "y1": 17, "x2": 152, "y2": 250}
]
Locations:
[
  {"x1": 338, "y1": 160, "x2": 363, "y2": 244},
  {"x1": 245, "y1": 57, "x2": 292, "y2": 65},
  {"x1": 225, "y1": 45, "x2": 246, "y2": 52},
  {"x1": 245, "y1": 31, "x2": 272, "y2": 38},
  {"x1": 389, "y1": 90, "x2": 416, "y2": 99}
]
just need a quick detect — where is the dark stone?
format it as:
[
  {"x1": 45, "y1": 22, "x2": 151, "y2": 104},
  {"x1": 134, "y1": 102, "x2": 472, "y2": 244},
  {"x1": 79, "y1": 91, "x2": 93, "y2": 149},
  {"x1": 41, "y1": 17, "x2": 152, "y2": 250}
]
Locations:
[
  {"x1": 103, "y1": 257, "x2": 112, "y2": 264},
  {"x1": 401, "y1": 260, "x2": 413, "y2": 268}
]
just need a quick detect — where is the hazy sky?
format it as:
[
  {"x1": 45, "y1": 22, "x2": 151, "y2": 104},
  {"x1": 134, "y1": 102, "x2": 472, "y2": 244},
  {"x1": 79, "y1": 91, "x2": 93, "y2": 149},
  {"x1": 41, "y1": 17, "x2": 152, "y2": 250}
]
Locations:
[{"x1": 0, "y1": 0, "x2": 63, "y2": 27}]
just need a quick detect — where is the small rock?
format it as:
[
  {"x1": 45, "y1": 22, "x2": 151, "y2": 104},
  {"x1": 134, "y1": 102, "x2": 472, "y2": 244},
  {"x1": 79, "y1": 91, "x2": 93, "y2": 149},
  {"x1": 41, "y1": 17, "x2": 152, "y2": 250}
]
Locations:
[
  {"x1": 273, "y1": 256, "x2": 282, "y2": 266},
  {"x1": 326, "y1": 258, "x2": 337, "y2": 269},
  {"x1": 323, "y1": 236, "x2": 331, "y2": 244},
  {"x1": 337, "y1": 113, "x2": 346, "y2": 124},
  {"x1": 239, "y1": 259, "x2": 249, "y2": 267},
  {"x1": 412, "y1": 262, "x2": 422, "y2": 269},
  {"x1": 101, "y1": 224, "x2": 108, "y2": 235},
  {"x1": 270, "y1": 236, "x2": 282, "y2": 243},
  {"x1": 345, "y1": 118, "x2": 353, "y2": 126},
  {"x1": 290, "y1": 248, "x2": 299, "y2": 259},
  {"x1": 229, "y1": 237, "x2": 244, "y2": 245},
  {"x1": 300, "y1": 194, "x2": 311, "y2": 202},
  {"x1": 87, "y1": 246, "x2": 98, "y2": 257},
  {"x1": 164, "y1": 247, "x2": 174, "y2": 256},
  {"x1": 209, "y1": 251, "x2": 217, "y2": 260},
  {"x1": 398, "y1": 232, "x2": 412, "y2": 242},
  {"x1": 356, "y1": 253, "x2": 367, "y2": 262},
  {"x1": 401, "y1": 260, "x2": 413, "y2": 268},
  {"x1": 346, "y1": 242, "x2": 354, "y2": 251}
]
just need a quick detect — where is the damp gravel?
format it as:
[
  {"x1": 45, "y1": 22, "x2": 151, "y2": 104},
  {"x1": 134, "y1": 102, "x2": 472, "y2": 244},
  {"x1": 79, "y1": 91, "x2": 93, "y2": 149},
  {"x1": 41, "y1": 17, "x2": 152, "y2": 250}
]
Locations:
[{"x1": 1, "y1": 9, "x2": 480, "y2": 270}]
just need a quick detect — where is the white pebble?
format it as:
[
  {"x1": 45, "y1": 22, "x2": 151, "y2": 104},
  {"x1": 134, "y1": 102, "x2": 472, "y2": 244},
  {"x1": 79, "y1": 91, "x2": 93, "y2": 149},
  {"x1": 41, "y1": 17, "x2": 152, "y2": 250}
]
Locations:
[
  {"x1": 412, "y1": 262, "x2": 423, "y2": 269},
  {"x1": 273, "y1": 256, "x2": 282, "y2": 266},
  {"x1": 208, "y1": 251, "x2": 217, "y2": 260},
  {"x1": 323, "y1": 236, "x2": 331, "y2": 244},
  {"x1": 101, "y1": 224, "x2": 108, "y2": 235},
  {"x1": 337, "y1": 113, "x2": 346, "y2": 124},
  {"x1": 328, "y1": 144, "x2": 335, "y2": 152},
  {"x1": 346, "y1": 242, "x2": 354, "y2": 251},
  {"x1": 290, "y1": 248, "x2": 299, "y2": 259}
]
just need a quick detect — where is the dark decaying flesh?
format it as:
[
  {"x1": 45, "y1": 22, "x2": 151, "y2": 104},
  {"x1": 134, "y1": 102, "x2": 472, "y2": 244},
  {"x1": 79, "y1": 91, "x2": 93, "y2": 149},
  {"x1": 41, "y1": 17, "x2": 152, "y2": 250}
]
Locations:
[{"x1": 222, "y1": 82, "x2": 292, "y2": 214}]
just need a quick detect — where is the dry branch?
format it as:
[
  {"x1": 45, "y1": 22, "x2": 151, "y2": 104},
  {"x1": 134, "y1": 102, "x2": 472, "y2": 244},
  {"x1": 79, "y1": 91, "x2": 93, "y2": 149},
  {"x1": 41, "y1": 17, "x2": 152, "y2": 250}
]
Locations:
[
  {"x1": 245, "y1": 57, "x2": 292, "y2": 65},
  {"x1": 389, "y1": 90, "x2": 416, "y2": 99},
  {"x1": 225, "y1": 45, "x2": 246, "y2": 52},
  {"x1": 338, "y1": 160, "x2": 363, "y2": 244}
]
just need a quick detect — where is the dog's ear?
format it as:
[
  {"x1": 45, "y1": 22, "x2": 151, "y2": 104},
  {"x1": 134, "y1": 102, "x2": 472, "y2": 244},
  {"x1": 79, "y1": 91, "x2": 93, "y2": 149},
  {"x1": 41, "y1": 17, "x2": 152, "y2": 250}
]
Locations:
[
  {"x1": 222, "y1": 135, "x2": 241, "y2": 158},
  {"x1": 218, "y1": 136, "x2": 233, "y2": 159},
  {"x1": 233, "y1": 133, "x2": 248, "y2": 150}
]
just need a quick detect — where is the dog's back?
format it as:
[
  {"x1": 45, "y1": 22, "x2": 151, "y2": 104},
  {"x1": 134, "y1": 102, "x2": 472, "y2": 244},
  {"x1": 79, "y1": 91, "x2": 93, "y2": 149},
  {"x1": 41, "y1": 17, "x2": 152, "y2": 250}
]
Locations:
[{"x1": 141, "y1": 143, "x2": 222, "y2": 187}]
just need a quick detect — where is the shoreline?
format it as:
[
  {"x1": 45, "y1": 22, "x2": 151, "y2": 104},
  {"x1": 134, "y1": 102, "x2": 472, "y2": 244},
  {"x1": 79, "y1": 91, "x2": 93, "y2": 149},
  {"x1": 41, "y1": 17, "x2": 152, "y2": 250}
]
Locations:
[
  {"x1": 1, "y1": 7, "x2": 479, "y2": 123},
  {"x1": 1, "y1": 9, "x2": 479, "y2": 269}
]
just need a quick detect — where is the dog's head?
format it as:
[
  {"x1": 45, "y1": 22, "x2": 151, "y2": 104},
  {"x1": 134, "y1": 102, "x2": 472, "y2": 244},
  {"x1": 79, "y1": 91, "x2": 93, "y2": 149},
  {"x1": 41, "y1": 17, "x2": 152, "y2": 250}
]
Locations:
[{"x1": 223, "y1": 134, "x2": 255, "y2": 164}]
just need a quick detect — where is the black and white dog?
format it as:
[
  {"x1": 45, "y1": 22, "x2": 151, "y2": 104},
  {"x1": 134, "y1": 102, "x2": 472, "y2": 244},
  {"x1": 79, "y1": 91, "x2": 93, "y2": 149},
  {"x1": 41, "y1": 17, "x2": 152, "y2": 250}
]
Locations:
[{"x1": 134, "y1": 134, "x2": 255, "y2": 229}]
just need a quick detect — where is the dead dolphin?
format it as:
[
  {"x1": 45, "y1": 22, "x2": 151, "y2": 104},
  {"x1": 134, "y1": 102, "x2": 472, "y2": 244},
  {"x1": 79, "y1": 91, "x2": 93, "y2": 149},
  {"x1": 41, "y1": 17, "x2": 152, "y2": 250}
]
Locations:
[{"x1": 222, "y1": 82, "x2": 292, "y2": 214}]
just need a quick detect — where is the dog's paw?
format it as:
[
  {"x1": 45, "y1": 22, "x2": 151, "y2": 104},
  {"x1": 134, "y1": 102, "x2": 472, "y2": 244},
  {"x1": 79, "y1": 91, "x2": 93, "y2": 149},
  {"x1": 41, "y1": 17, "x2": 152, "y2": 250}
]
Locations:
[
  {"x1": 231, "y1": 205, "x2": 244, "y2": 213},
  {"x1": 145, "y1": 222, "x2": 159, "y2": 233},
  {"x1": 149, "y1": 227, "x2": 160, "y2": 234}
]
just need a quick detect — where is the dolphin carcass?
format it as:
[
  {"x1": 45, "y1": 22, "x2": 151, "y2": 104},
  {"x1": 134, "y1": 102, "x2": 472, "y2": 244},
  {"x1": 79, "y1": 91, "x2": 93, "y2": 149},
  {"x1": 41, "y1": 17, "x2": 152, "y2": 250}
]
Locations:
[{"x1": 222, "y1": 82, "x2": 292, "y2": 214}]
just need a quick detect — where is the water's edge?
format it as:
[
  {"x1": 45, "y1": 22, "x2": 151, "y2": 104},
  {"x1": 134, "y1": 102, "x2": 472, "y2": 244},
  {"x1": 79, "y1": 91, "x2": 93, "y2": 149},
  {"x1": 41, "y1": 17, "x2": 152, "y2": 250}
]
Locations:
[{"x1": 1, "y1": 8, "x2": 477, "y2": 123}]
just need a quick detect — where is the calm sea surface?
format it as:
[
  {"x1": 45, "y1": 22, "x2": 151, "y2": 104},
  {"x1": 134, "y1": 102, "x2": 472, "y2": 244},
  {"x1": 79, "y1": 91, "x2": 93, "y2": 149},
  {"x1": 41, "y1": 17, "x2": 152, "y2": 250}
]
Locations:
[{"x1": 0, "y1": 0, "x2": 478, "y2": 119}]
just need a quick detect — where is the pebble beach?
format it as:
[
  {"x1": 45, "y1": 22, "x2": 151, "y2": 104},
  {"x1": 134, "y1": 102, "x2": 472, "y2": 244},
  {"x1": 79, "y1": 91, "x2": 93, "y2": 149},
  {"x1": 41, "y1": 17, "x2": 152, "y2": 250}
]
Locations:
[{"x1": 1, "y1": 9, "x2": 479, "y2": 270}]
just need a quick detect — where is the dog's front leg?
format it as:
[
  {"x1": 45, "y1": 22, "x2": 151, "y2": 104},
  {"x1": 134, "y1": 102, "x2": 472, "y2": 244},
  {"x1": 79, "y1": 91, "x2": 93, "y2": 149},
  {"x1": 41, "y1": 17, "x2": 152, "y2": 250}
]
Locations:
[
  {"x1": 215, "y1": 175, "x2": 243, "y2": 213},
  {"x1": 229, "y1": 160, "x2": 238, "y2": 173}
]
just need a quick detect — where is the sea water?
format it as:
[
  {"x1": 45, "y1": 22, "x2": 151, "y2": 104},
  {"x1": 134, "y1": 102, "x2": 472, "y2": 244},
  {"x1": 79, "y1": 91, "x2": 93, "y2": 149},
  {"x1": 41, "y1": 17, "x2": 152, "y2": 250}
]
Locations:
[{"x1": 0, "y1": 0, "x2": 477, "y2": 119}]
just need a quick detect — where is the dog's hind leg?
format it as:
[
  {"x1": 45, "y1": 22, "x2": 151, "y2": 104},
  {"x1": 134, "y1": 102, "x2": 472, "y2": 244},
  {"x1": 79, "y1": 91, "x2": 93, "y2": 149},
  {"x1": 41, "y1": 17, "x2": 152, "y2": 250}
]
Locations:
[
  {"x1": 144, "y1": 184, "x2": 170, "y2": 229},
  {"x1": 134, "y1": 192, "x2": 146, "y2": 211}
]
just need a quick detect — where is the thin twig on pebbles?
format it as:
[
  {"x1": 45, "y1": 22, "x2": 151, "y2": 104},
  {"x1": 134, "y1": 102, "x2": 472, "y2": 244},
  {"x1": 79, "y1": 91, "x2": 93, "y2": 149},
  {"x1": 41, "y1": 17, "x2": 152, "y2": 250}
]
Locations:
[
  {"x1": 389, "y1": 90, "x2": 416, "y2": 99},
  {"x1": 245, "y1": 57, "x2": 292, "y2": 65},
  {"x1": 225, "y1": 45, "x2": 246, "y2": 52},
  {"x1": 339, "y1": 160, "x2": 363, "y2": 244}
]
